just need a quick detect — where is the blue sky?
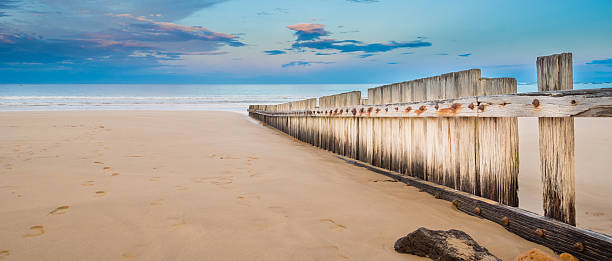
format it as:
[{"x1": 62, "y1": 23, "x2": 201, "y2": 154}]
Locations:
[{"x1": 1, "y1": 0, "x2": 611, "y2": 83}]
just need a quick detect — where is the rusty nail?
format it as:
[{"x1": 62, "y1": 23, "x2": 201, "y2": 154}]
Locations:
[
  {"x1": 368, "y1": 107, "x2": 373, "y2": 113},
  {"x1": 574, "y1": 242, "x2": 584, "y2": 252},
  {"x1": 434, "y1": 192, "x2": 441, "y2": 199},
  {"x1": 405, "y1": 106, "x2": 412, "y2": 113},
  {"x1": 478, "y1": 103, "x2": 485, "y2": 111},
  {"x1": 536, "y1": 228, "x2": 544, "y2": 237},
  {"x1": 532, "y1": 99, "x2": 540, "y2": 107},
  {"x1": 452, "y1": 199, "x2": 459, "y2": 207},
  {"x1": 395, "y1": 107, "x2": 399, "y2": 111},
  {"x1": 419, "y1": 105, "x2": 426, "y2": 111},
  {"x1": 468, "y1": 103, "x2": 475, "y2": 110},
  {"x1": 360, "y1": 108, "x2": 364, "y2": 113},
  {"x1": 375, "y1": 108, "x2": 381, "y2": 113},
  {"x1": 351, "y1": 108, "x2": 357, "y2": 115},
  {"x1": 385, "y1": 107, "x2": 388, "y2": 112},
  {"x1": 334, "y1": 109, "x2": 338, "y2": 113},
  {"x1": 434, "y1": 104, "x2": 439, "y2": 110},
  {"x1": 502, "y1": 217, "x2": 509, "y2": 226},
  {"x1": 571, "y1": 100, "x2": 577, "y2": 105},
  {"x1": 474, "y1": 207, "x2": 481, "y2": 215}
]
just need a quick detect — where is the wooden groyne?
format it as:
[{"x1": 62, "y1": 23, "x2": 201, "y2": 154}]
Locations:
[{"x1": 249, "y1": 53, "x2": 612, "y2": 260}]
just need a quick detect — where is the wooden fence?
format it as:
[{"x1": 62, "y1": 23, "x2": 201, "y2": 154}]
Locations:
[{"x1": 249, "y1": 53, "x2": 612, "y2": 260}]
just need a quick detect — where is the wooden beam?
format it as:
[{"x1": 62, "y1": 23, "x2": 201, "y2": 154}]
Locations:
[
  {"x1": 538, "y1": 53, "x2": 576, "y2": 225},
  {"x1": 248, "y1": 88, "x2": 612, "y2": 118},
  {"x1": 335, "y1": 155, "x2": 612, "y2": 260}
]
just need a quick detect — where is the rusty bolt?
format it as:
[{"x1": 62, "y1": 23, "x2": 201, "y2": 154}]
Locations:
[
  {"x1": 405, "y1": 106, "x2": 412, "y2": 113},
  {"x1": 360, "y1": 108, "x2": 365, "y2": 113},
  {"x1": 395, "y1": 107, "x2": 399, "y2": 111},
  {"x1": 434, "y1": 192, "x2": 441, "y2": 199},
  {"x1": 452, "y1": 199, "x2": 459, "y2": 207},
  {"x1": 474, "y1": 207, "x2": 481, "y2": 215},
  {"x1": 501, "y1": 217, "x2": 510, "y2": 226},
  {"x1": 385, "y1": 107, "x2": 389, "y2": 112},
  {"x1": 419, "y1": 105, "x2": 426, "y2": 111},
  {"x1": 334, "y1": 109, "x2": 338, "y2": 113},
  {"x1": 468, "y1": 103, "x2": 475, "y2": 110},
  {"x1": 532, "y1": 99, "x2": 540, "y2": 107},
  {"x1": 368, "y1": 107, "x2": 373, "y2": 113},
  {"x1": 536, "y1": 228, "x2": 544, "y2": 237},
  {"x1": 574, "y1": 242, "x2": 584, "y2": 252},
  {"x1": 434, "y1": 104, "x2": 439, "y2": 110},
  {"x1": 375, "y1": 108, "x2": 381, "y2": 113},
  {"x1": 571, "y1": 100, "x2": 577, "y2": 106},
  {"x1": 351, "y1": 108, "x2": 357, "y2": 115}
]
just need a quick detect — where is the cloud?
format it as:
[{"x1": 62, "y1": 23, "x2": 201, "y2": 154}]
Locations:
[
  {"x1": 458, "y1": 53, "x2": 472, "y2": 57},
  {"x1": 0, "y1": 0, "x2": 17, "y2": 17},
  {"x1": 282, "y1": 61, "x2": 334, "y2": 68},
  {"x1": 387, "y1": 62, "x2": 398, "y2": 64},
  {"x1": 437, "y1": 53, "x2": 449, "y2": 55},
  {"x1": 587, "y1": 58, "x2": 612, "y2": 66},
  {"x1": 286, "y1": 23, "x2": 431, "y2": 56},
  {"x1": 264, "y1": 50, "x2": 286, "y2": 55},
  {"x1": 107, "y1": 14, "x2": 244, "y2": 46},
  {"x1": 292, "y1": 39, "x2": 431, "y2": 53},
  {"x1": 286, "y1": 23, "x2": 330, "y2": 41}
]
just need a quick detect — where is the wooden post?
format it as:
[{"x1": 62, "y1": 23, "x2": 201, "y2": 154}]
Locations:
[
  {"x1": 478, "y1": 78, "x2": 519, "y2": 207},
  {"x1": 411, "y1": 79, "x2": 427, "y2": 180},
  {"x1": 537, "y1": 53, "x2": 576, "y2": 225}
]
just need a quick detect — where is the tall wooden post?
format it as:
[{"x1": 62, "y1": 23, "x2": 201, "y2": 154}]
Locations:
[{"x1": 537, "y1": 53, "x2": 576, "y2": 225}]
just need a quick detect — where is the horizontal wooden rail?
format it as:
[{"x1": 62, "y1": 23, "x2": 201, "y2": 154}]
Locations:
[
  {"x1": 335, "y1": 155, "x2": 612, "y2": 260},
  {"x1": 250, "y1": 88, "x2": 612, "y2": 118}
]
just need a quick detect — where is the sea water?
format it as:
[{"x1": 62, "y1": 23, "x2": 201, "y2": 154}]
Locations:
[{"x1": 1, "y1": 83, "x2": 610, "y2": 112}]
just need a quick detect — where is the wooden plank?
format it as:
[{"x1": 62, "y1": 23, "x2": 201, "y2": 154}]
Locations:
[
  {"x1": 249, "y1": 88, "x2": 612, "y2": 118},
  {"x1": 411, "y1": 80, "x2": 427, "y2": 180},
  {"x1": 478, "y1": 78, "x2": 519, "y2": 206},
  {"x1": 537, "y1": 53, "x2": 576, "y2": 225},
  {"x1": 335, "y1": 155, "x2": 612, "y2": 261}
]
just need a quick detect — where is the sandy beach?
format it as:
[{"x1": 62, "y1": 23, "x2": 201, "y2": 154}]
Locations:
[{"x1": 0, "y1": 111, "x2": 609, "y2": 260}]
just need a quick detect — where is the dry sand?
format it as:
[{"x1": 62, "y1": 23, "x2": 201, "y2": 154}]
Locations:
[{"x1": 0, "y1": 111, "x2": 606, "y2": 260}]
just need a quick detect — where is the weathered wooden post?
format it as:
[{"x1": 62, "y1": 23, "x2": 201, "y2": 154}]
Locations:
[{"x1": 537, "y1": 53, "x2": 576, "y2": 225}]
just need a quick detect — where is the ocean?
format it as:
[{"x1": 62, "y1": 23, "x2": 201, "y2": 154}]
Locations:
[{"x1": 1, "y1": 83, "x2": 610, "y2": 112}]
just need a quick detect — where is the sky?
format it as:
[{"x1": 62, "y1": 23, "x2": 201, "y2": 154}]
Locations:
[{"x1": 1, "y1": 0, "x2": 611, "y2": 84}]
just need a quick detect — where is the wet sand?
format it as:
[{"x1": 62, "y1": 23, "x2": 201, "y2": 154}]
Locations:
[{"x1": 0, "y1": 111, "x2": 604, "y2": 260}]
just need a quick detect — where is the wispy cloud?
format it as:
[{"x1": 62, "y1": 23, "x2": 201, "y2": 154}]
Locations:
[
  {"x1": 286, "y1": 23, "x2": 431, "y2": 56},
  {"x1": 282, "y1": 61, "x2": 334, "y2": 68},
  {"x1": 292, "y1": 39, "x2": 431, "y2": 53},
  {"x1": 264, "y1": 50, "x2": 286, "y2": 55},
  {"x1": 286, "y1": 23, "x2": 330, "y2": 41},
  {"x1": 587, "y1": 58, "x2": 612, "y2": 66},
  {"x1": 458, "y1": 53, "x2": 472, "y2": 57}
]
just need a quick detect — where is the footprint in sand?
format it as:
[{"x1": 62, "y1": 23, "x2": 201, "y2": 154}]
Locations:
[
  {"x1": 237, "y1": 193, "x2": 261, "y2": 206},
  {"x1": 82, "y1": 180, "x2": 96, "y2": 186},
  {"x1": 149, "y1": 177, "x2": 160, "y2": 182},
  {"x1": 320, "y1": 219, "x2": 347, "y2": 231},
  {"x1": 208, "y1": 154, "x2": 239, "y2": 160},
  {"x1": 111, "y1": 173, "x2": 120, "y2": 177},
  {"x1": 248, "y1": 169, "x2": 263, "y2": 178},
  {"x1": 175, "y1": 186, "x2": 188, "y2": 191},
  {"x1": 121, "y1": 253, "x2": 138, "y2": 259},
  {"x1": 0, "y1": 250, "x2": 9, "y2": 259},
  {"x1": 23, "y1": 225, "x2": 45, "y2": 238},
  {"x1": 127, "y1": 155, "x2": 143, "y2": 158},
  {"x1": 150, "y1": 199, "x2": 164, "y2": 206},
  {"x1": 95, "y1": 191, "x2": 106, "y2": 197},
  {"x1": 103, "y1": 166, "x2": 112, "y2": 170},
  {"x1": 48, "y1": 205, "x2": 69, "y2": 215},
  {"x1": 93, "y1": 161, "x2": 104, "y2": 165},
  {"x1": 210, "y1": 176, "x2": 233, "y2": 186},
  {"x1": 586, "y1": 211, "x2": 605, "y2": 217},
  {"x1": 167, "y1": 217, "x2": 186, "y2": 228}
]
